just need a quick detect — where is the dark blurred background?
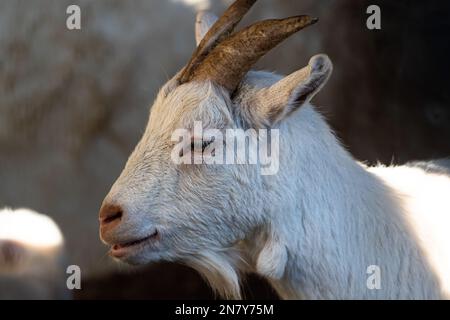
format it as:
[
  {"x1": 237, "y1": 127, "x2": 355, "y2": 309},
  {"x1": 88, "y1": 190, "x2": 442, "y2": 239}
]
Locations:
[{"x1": 0, "y1": 0, "x2": 449, "y2": 299}]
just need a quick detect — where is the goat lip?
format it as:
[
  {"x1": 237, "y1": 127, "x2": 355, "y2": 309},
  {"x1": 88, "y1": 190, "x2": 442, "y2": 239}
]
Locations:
[{"x1": 109, "y1": 230, "x2": 159, "y2": 258}]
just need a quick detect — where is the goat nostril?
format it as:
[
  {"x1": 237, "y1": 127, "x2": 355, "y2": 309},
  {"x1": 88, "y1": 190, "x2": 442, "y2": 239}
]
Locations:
[
  {"x1": 99, "y1": 203, "x2": 123, "y2": 226},
  {"x1": 102, "y1": 210, "x2": 122, "y2": 224}
]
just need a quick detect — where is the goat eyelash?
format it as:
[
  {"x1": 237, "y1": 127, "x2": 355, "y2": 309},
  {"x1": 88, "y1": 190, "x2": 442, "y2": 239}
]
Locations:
[
  {"x1": 191, "y1": 140, "x2": 213, "y2": 152},
  {"x1": 179, "y1": 140, "x2": 214, "y2": 157}
]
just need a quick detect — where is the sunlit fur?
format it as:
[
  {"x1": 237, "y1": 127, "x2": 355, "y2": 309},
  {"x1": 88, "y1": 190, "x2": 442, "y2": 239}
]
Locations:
[
  {"x1": 0, "y1": 208, "x2": 63, "y2": 249},
  {"x1": 0, "y1": 208, "x2": 69, "y2": 299},
  {"x1": 102, "y1": 14, "x2": 450, "y2": 299}
]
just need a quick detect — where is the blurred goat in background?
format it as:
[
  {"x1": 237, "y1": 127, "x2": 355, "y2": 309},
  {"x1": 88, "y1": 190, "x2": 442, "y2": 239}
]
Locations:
[{"x1": 0, "y1": 208, "x2": 69, "y2": 299}]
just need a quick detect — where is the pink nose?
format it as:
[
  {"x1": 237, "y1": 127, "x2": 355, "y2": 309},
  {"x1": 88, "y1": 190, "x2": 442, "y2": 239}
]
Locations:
[{"x1": 99, "y1": 202, "x2": 123, "y2": 232}]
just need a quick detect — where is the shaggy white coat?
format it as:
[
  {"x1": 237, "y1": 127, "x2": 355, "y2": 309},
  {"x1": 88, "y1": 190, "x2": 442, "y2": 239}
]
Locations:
[{"x1": 101, "y1": 11, "x2": 450, "y2": 300}]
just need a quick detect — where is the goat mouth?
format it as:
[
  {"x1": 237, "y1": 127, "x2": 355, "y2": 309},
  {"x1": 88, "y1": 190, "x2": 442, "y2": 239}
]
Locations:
[{"x1": 110, "y1": 230, "x2": 159, "y2": 258}]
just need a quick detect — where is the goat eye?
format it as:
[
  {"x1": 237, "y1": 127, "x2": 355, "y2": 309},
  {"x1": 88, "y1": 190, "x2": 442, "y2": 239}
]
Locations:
[
  {"x1": 201, "y1": 140, "x2": 213, "y2": 151},
  {"x1": 179, "y1": 140, "x2": 213, "y2": 158},
  {"x1": 191, "y1": 140, "x2": 213, "y2": 153}
]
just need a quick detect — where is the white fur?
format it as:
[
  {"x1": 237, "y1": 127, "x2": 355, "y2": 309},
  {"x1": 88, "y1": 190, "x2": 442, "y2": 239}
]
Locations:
[
  {"x1": 0, "y1": 208, "x2": 69, "y2": 299},
  {"x1": 101, "y1": 12, "x2": 450, "y2": 300}
]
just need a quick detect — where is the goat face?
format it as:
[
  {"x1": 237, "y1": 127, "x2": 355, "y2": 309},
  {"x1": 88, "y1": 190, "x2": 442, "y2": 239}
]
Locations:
[
  {"x1": 99, "y1": 79, "x2": 265, "y2": 265},
  {"x1": 99, "y1": 0, "x2": 332, "y2": 266}
]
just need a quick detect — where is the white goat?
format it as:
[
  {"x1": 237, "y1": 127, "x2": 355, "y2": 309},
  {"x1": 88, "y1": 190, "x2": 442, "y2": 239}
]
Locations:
[
  {"x1": 99, "y1": 0, "x2": 450, "y2": 299},
  {"x1": 0, "y1": 208, "x2": 69, "y2": 299}
]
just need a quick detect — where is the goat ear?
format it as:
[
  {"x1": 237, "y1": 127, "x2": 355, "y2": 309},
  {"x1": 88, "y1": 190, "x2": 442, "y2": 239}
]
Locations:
[
  {"x1": 247, "y1": 54, "x2": 332, "y2": 126},
  {"x1": 256, "y1": 232, "x2": 287, "y2": 280},
  {"x1": 195, "y1": 11, "x2": 219, "y2": 46}
]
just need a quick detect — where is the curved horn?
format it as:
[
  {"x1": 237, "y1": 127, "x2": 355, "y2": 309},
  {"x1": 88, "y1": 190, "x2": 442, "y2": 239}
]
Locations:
[
  {"x1": 179, "y1": 0, "x2": 257, "y2": 84},
  {"x1": 188, "y1": 15, "x2": 318, "y2": 92}
]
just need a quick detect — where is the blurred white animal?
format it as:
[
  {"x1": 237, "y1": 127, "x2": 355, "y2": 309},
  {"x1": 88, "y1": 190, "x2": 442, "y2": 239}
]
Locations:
[{"x1": 0, "y1": 208, "x2": 70, "y2": 299}]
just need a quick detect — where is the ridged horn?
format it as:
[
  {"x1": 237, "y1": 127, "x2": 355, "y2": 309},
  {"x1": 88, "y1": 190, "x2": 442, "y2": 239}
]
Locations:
[
  {"x1": 188, "y1": 15, "x2": 318, "y2": 92},
  {"x1": 178, "y1": 0, "x2": 257, "y2": 84}
]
